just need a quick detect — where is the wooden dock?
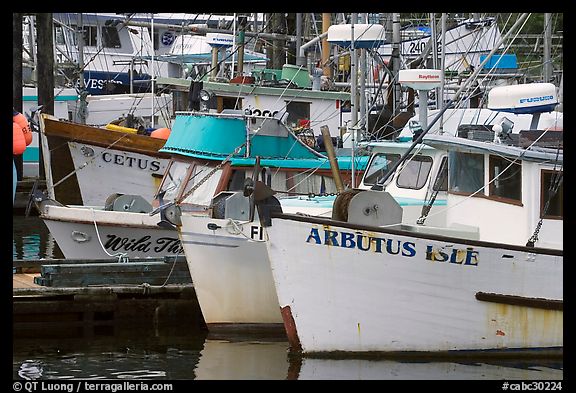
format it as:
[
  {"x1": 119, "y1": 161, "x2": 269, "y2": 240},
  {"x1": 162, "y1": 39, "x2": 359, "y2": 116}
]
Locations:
[{"x1": 13, "y1": 256, "x2": 206, "y2": 338}]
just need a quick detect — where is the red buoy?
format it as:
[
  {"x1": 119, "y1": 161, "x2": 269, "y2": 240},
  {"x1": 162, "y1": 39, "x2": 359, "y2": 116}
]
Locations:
[
  {"x1": 13, "y1": 122, "x2": 26, "y2": 155},
  {"x1": 13, "y1": 112, "x2": 32, "y2": 146},
  {"x1": 150, "y1": 127, "x2": 171, "y2": 140}
]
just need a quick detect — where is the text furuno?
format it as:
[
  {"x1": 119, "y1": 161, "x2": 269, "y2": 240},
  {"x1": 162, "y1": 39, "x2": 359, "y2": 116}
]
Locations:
[
  {"x1": 104, "y1": 235, "x2": 183, "y2": 253},
  {"x1": 101, "y1": 152, "x2": 162, "y2": 172}
]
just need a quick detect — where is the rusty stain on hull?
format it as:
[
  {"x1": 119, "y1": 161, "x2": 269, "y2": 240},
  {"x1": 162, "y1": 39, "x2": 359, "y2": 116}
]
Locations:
[{"x1": 281, "y1": 305, "x2": 302, "y2": 352}]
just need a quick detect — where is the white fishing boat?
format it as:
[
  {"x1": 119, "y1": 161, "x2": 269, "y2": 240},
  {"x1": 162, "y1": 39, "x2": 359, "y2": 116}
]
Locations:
[{"x1": 259, "y1": 82, "x2": 563, "y2": 355}]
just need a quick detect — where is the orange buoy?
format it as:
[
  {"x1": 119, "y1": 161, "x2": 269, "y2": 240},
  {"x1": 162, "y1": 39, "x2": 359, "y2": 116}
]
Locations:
[
  {"x1": 13, "y1": 122, "x2": 27, "y2": 155},
  {"x1": 150, "y1": 127, "x2": 171, "y2": 140},
  {"x1": 13, "y1": 112, "x2": 32, "y2": 146}
]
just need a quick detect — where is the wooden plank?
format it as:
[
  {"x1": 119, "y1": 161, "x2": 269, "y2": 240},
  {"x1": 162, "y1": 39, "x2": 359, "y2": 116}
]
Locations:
[
  {"x1": 43, "y1": 116, "x2": 170, "y2": 157},
  {"x1": 37, "y1": 271, "x2": 192, "y2": 286},
  {"x1": 12, "y1": 273, "x2": 41, "y2": 289},
  {"x1": 13, "y1": 283, "x2": 196, "y2": 297},
  {"x1": 40, "y1": 261, "x2": 181, "y2": 274},
  {"x1": 13, "y1": 257, "x2": 186, "y2": 270}
]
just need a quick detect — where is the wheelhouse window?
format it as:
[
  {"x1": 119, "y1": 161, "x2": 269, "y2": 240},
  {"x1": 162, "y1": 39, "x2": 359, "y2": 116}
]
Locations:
[
  {"x1": 156, "y1": 160, "x2": 193, "y2": 203},
  {"x1": 179, "y1": 162, "x2": 222, "y2": 207},
  {"x1": 541, "y1": 170, "x2": 563, "y2": 219},
  {"x1": 396, "y1": 155, "x2": 433, "y2": 190},
  {"x1": 81, "y1": 25, "x2": 98, "y2": 47},
  {"x1": 156, "y1": 159, "x2": 222, "y2": 209},
  {"x1": 488, "y1": 155, "x2": 522, "y2": 203},
  {"x1": 55, "y1": 25, "x2": 67, "y2": 45},
  {"x1": 102, "y1": 26, "x2": 121, "y2": 48},
  {"x1": 285, "y1": 101, "x2": 311, "y2": 129},
  {"x1": 432, "y1": 156, "x2": 448, "y2": 191},
  {"x1": 283, "y1": 171, "x2": 338, "y2": 195},
  {"x1": 362, "y1": 153, "x2": 401, "y2": 186},
  {"x1": 448, "y1": 151, "x2": 484, "y2": 195},
  {"x1": 229, "y1": 168, "x2": 338, "y2": 196}
]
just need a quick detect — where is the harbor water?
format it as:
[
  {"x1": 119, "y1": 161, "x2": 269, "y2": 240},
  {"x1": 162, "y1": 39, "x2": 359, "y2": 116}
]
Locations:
[{"x1": 12, "y1": 215, "x2": 563, "y2": 381}]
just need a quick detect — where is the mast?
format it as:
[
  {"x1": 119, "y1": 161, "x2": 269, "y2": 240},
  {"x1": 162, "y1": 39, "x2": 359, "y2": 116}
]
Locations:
[
  {"x1": 543, "y1": 13, "x2": 553, "y2": 83},
  {"x1": 151, "y1": 13, "x2": 155, "y2": 129},
  {"x1": 350, "y1": 13, "x2": 357, "y2": 188},
  {"x1": 391, "y1": 13, "x2": 401, "y2": 119},
  {"x1": 430, "y1": 13, "x2": 438, "y2": 109},
  {"x1": 359, "y1": 13, "x2": 367, "y2": 132},
  {"x1": 77, "y1": 13, "x2": 87, "y2": 124},
  {"x1": 439, "y1": 13, "x2": 446, "y2": 133},
  {"x1": 322, "y1": 13, "x2": 332, "y2": 77},
  {"x1": 296, "y1": 13, "x2": 303, "y2": 66}
]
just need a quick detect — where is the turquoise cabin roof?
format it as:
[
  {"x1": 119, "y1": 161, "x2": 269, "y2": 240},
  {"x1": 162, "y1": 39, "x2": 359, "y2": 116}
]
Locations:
[{"x1": 160, "y1": 113, "x2": 369, "y2": 170}]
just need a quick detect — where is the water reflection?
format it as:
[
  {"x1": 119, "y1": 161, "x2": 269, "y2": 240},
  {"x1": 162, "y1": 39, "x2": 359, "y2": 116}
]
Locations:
[
  {"x1": 13, "y1": 328, "x2": 562, "y2": 380},
  {"x1": 13, "y1": 327, "x2": 208, "y2": 380},
  {"x1": 13, "y1": 215, "x2": 63, "y2": 260},
  {"x1": 195, "y1": 338, "x2": 290, "y2": 380},
  {"x1": 294, "y1": 357, "x2": 563, "y2": 380}
]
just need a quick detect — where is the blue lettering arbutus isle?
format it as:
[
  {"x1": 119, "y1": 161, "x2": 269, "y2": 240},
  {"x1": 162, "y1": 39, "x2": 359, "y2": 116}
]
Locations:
[{"x1": 305, "y1": 227, "x2": 479, "y2": 266}]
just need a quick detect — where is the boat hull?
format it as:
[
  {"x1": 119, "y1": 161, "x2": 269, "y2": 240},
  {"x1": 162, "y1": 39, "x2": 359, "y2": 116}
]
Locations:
[
  {"x1": 41, "y1": 205, "x2": 182, "y2": 260},
  {"x1": 179, "y1": 214, "x2": 283, "y2": 329},
  {"x1": 68, "y1": 141, "x2": 168, "y2": 206},
  {"x1": 265, "y1": 214, "x2": 563, "y2": 355}
]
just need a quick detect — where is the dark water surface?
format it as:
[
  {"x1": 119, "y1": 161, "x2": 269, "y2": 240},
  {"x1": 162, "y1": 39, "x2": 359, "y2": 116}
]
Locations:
[{"x1": 12, "y1": 215, "x2": 563, "y2": 381}]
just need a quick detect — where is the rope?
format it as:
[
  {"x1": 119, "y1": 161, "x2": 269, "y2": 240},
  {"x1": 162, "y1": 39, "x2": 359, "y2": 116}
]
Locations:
[
  {"x1": 90, "y1": 208, "x2": 129, "y2": 262},
  {"x1": 158, "y1": 250, "x2": 182, "y2": 288},
  {"x1": 225, "y1": 218, "x2": 257, "y2": 241}
]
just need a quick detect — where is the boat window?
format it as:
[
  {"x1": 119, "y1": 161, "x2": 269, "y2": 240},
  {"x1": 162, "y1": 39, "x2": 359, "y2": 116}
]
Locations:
[
  {"x1": 448, "y1": 152, "x2": 484, "y2": 195},
  {"x1": 362, "y1": 153, "x2": 401, "y2": 186},
  {"x1": 102, "y1": 26, "x2": 121, "y2": 48},
  {"x1": 396, "y1": 155, "x2": 433, "y2": 190},
  {"x1": 157, "y1": 160, "x2": 193, "y2": 203},
  {"x1": 55, "y1": 25, "x2": 67, "y2": 45},
  {"x1": 216, "y1": 97, "x2": 243, "y2": 112},
  {"x1": 489, "y1": 155, "x2": 522, "y2": 203},
  {"x1": 541, "y1": 170, "x2": 563, "y2": 219},
  {"x1": 272, "y1": 171, "x2": 338, "y2": 196},
  {"x1": 80, "y1": 25, "x2": 98, "y2": 47},
  {"x1": 432, "y1": 156, "x2": 448, "y2": 191},
  {"x1": 180, "y1": 163, "x2": 222, "y2": 207},
  {"x1": 285, "y1": 101, "x2": 310, "y2": 129},
  {"x1": 151, "y1": 28, "x2": 159, "y2": 51}
]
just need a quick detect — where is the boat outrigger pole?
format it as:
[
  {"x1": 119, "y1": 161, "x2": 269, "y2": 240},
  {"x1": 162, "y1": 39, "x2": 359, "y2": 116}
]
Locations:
[{"x1": 371, "y1": 12, "x2": 530, "y2": 191}]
